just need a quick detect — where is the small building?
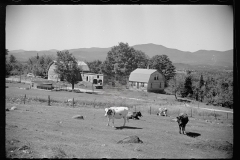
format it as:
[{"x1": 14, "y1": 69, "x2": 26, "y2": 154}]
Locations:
[
  {"x1": 31, "y1": 81, "x2": 53, "y2": 90},
  {"x1": 128, "y1": 68, "x2": 165, "y2": 93},
  {"x1": 81, "y1": 73, "x2": 104, "y2": 89},
  {"x1": 47, "y1": 60, "x2": 90, "y2": 82}
]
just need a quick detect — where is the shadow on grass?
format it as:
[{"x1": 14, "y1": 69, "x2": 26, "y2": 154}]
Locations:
[
  {"x1": 186, "y1": 132, "x2": 201, "y2": 138},
  {"x1": 115, "y1": 126, "x2": 143, "y2": 130}
]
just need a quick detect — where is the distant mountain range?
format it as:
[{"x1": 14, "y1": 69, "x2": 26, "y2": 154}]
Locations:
[{"x1": 8, "y1": 43, "x2": 233, "y2": 71}]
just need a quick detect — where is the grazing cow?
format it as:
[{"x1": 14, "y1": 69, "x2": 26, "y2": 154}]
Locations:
[
  {"x1": 127, "y1": 111, "x2": 143, "y2": 120},
  {"x1": 157, "y1": 108, "x2": 168, "y2": 116},
  {"x1": 104, "y1": 107, "x2": 129, "y2": 128},
  {"x1": 176, "y1": 113, "x2": 189, "y2": 134}
]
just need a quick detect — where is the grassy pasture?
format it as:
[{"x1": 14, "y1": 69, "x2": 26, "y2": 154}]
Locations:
[
  {"x1": 6, "y1": 81, "x2": 233, "y2": 123},
  {"x1": 5, "y1": 82, "x2": 233, "y2": 158}
]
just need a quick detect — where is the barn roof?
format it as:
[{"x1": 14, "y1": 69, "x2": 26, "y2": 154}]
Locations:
[
  {"x1": 77, "y1": 61, "x2": 90, "y2": 72},
  {"x1": 129, "y1": 68, "x2": 158, "y2": 83},
  {"x1": 47, "y1": 60, "x2": 90, "y2": 72}
]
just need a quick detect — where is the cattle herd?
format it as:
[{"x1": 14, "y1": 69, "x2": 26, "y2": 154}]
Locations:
[{"x1": 104, "y1": 106, "x2": 189, "y2": 134}]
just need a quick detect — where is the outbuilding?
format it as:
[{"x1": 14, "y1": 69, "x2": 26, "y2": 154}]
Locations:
[
  {"x1": 81, "y1": 73, "x2": 104, "y2": 89},
  {"x1": 128, "y1": 68, "x2": 165, "y2": 93},
  {"x1": 47, "y1": 60, "x2": 90, "y2": 81},
  {"x1": 31, "y1": 81, "x2": 53, "y2": 90}
]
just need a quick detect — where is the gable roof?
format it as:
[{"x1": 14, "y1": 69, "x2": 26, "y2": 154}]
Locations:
[{"x1": 129, "y1": 68, "x2": 158, "y2": 83}]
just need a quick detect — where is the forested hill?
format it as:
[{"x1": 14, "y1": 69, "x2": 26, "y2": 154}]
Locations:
[{"x1": 9, "y1": 43, "x2": 233, "y2": 69}]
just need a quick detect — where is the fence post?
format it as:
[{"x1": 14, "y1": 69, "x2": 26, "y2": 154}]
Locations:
[
  {"x1": 93, "y1": 98, "x2": 96, "y2": 108},
  {"x1": 191, "y1": 108, "x2": 192, "y2": 117},
  {"x1": 48, "y1": 95, "x2": 50, "y2": 106},
  {"x1": 150, "y1": 106, "x2": 151, "y2": 115},
  {"x1": 73, "y1": 98, "x2": 74, "y2": 107},
  {"x1": 24, "y1": 94, "x2": 26, "y2": 104},
  {"x1": 227, "y1": 113, "x2": 228, "y2": 119},
  {"x1": 135, "y1": 106, "x2": 136, "y2": 112}
]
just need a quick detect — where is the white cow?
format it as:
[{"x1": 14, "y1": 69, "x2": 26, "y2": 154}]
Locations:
[
  {"x1": 104, "y1": 107, "x2": 129, "y2": 128},
  {"x1": 157, "y1": 107, "x2": 168, "y2": 116}
]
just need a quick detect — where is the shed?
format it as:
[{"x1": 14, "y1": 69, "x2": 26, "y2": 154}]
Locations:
[
  {"x1": 128, "y1": 68, "x2": 165, "y2": 93},
  {"x1": 31, "y1": 81, "x2": 53, "y2": 90},
  {"x1": 47, "y1": 60, "x2": 89, "y2": 82},
  {"x1": 81, "y1": 73, "x2": 104, "y2": 89}
]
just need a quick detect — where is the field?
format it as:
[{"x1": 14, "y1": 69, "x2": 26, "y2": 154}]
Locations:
[{"x1": 5, "y1": 82, "x2": 233, "y2": 158}]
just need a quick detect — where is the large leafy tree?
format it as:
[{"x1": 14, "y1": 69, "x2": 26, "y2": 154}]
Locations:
[
  {"x1": 54, "y1": 50, "x2": 82, "y2": 90},
  {"x1": 87, "y1": 60, "x2": 103, "y2": 74},
  {"x1": 168, "y1": 73, "x2": 186, "y2": 99},
  {"x1": 102, "y1": 42, "x2": 149, "y2": 78},
  {"x1": 9, "y1": 55, "x2": 17, "y2": 64},
  {"x1": 148, "y1": 55, "x2": 176, "y2": 86}
]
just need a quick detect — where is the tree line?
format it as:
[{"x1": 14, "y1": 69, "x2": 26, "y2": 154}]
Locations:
[
  {"x1": 6, "y1": 49, "x2": 55, "y2": 77},
  {"x1": 168, "y1": 70, "x2": 233, "y2": 109}
]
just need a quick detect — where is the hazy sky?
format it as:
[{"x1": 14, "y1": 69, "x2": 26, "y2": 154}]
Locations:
[{"x1": 6, "y1": 5, "x2": 233, "y2": 52}]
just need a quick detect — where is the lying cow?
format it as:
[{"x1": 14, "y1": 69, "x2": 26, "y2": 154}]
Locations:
[
  {"x1": 157, "y1": 108, "x2": 168, "y2": 116},
  {"x1": 127, "y1": 111, "x2": 142, "y2": 120},
  {"x1": 104, "y1": 107, "x2": 129, "y2": 128},
  {"x1": 176, "y1": 113, "x2": 189, "y2": 134}
]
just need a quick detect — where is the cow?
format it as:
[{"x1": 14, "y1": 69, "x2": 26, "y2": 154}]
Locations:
[
  {"x1": 104, "y1": 107, "x2": 129, "y2": 128},
  {"x1": 157, "y1": 107, "x2": 168, "y2": 116},
  {"x1": 176, "y1": 113, "x2": 189, "y2": 134},
  {"x1": 127, "y1": 111, "x2": 143, "y2": 120}
]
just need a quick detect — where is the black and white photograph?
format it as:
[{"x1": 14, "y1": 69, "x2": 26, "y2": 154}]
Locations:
[{"x1": 6, "y1": 4, "x2": 233, "y2": 158}]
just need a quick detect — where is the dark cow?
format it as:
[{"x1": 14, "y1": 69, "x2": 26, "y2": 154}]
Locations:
[
  {"x1": 127, "y1": 111, "x2": 143, "y2": 120},
  {"x1": 176, "y1": 113, "x2": 189, "y2": 134}
]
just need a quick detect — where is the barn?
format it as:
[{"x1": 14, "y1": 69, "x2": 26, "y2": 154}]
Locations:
[
  {"x1": 128, "y1": 68, "x2": 165, "y2": 93},
  {"x1": 47, "y1": 60, "x2": 90, "y2": 82}
]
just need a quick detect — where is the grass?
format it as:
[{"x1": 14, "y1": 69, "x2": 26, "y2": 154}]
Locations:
[
  {"x1": 51, "y1": 146, "x2": 68, "y2": 158},
  {"x1": 6, "y1": 82, "x2": 233, "y2": 122}
]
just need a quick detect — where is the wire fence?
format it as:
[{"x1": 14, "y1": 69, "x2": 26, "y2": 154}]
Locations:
[
  {"x1": 6, "y1": 92, "x2": 233, "y2": 122},
  {"x1": 130, "y1": 104, "x2": 233, "y2": 121}
]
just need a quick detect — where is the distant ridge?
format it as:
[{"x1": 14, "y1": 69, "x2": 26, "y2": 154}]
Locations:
[{"x1": 8, "y1": 43, "x2": 233, "y2": 70}]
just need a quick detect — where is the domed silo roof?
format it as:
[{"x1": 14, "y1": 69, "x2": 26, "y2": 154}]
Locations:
[{"x1": 77, "y1": 61, "x2": 90, "y2": 72}]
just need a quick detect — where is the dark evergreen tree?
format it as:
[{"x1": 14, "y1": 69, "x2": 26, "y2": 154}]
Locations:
[{"x1": 181, "y1": 72, "x2": 193, "y2": 97}]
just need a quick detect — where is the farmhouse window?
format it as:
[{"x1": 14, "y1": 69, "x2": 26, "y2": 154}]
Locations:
[
  {"x1": 141, "y1": 83, "x2": 144, "y2": 87},
  {"x1": 97, "y1": 75, "x2": 99, "y2": 78}
]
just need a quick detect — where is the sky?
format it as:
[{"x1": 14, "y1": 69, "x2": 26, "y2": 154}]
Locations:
[{"x1": 6, "y1": 5, "x2": 233, "y2": 52}]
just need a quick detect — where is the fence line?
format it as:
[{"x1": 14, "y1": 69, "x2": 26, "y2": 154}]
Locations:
[{"x1": 184, "y1": 104, "x2": 233, "y2": 113}]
